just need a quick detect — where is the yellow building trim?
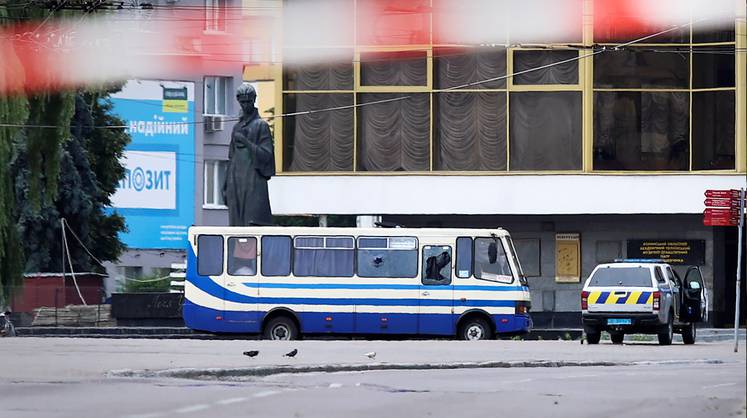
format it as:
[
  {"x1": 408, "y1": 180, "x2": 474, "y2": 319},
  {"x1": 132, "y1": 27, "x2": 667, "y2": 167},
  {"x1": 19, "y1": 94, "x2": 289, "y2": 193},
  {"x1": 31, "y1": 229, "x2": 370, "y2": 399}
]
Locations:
[
  {"x1": 583, "y1": 0, "x2": 593, "y2": 172},
  {"x1": 736, "y1": 16, "x2": 746, "y2": 173}
]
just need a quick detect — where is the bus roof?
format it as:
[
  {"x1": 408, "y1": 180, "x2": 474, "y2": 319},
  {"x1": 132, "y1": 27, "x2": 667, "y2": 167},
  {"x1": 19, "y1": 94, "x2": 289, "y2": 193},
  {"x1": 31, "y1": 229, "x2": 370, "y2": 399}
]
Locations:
[{"x1": 188, "y1": 225, "x2": 510, "y2": 238}]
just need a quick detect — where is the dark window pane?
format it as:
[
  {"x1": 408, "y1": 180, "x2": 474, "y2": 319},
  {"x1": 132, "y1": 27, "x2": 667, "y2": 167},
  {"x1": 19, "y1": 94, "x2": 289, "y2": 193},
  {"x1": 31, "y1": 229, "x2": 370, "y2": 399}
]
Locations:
[
  {"x1": 435, "y1": 48, "x2": 506, "y2": 89},
  {"x1": 357, "y1": 93, "x2": 430, "y2": 171},
  {"x1": 295, "y1": 237, "x2": 324, "y2": 248},
  {"x1": 590, "y1": 267, "x2": 653, "y2": 287},
  {"x1": 283, "y1": 52, "x2": 354, "y2": 90},
  {"x1": 197, "y1": 235, "x2": 223, "y2": 276},
  {"x1": 693, "y1": 47, "x2": 735, "y2": 89},
  {"x1": 456, "y1": 237, "x2": 473, "y2": 278},
  {"x1": 594, "y1": 49, "x2": 689, "y2": 89},
  {"x1": 692, "y1": 91, "x2": 735, "y2": 170},
  {"x1": 228, "y1": 237, "x2": 257, "y2": 276},
  {"x1": 693, "y1": 28, "x2": 735, "y2": 43},
  {"x1": 261, "y1": 236, "x2": 292, "y2": 277},
  {"x1": 513, "y1": 50, "x2": 578, "y2": 85},
  {"x1": 422, "y1": 245, "x2": 452, "y2": 285},
  {"x1": 509, "y1": 92, "x2": 582, "y2": 170},
  {"x1": 283, "y1": 93, "x2": 354, "y2": 172},
  {"x1": 358, "y1": 248, "x2": 418, "y2": 278},
  {"x1": 593, "y1": 0, "x2": 688, "y2": 43},
  {"x1": 513, "y1": 238, "x2": 540, "y2": 277},
  {"x1": 359, "y1": 238, "x2": 388, "y2": 248},
  {"x1": 594, "y1": 92, "x2": 689, "y2": 171},
  {"x1": 326, "y1": 237, "x2": 354, "y2": 248},
  {"x1": 293, "y1": 249, "x2": 354, "y2": 277},
  {"x1": 435, "y1": 92, "x2": 506, "y2": 171},
  {"x1": 360, "y1": 50, "x2": 427, "y2": 86}
]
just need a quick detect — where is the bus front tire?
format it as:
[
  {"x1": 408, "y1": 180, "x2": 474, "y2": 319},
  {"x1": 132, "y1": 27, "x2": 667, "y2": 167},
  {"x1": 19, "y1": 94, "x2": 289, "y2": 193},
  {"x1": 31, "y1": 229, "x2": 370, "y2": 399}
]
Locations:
[
  {"x1": 458, "y1": 317, "x2": 492, "y2": 341},
  {"x1": 263, "y1": 316, "x2": 299, "y2": 341}
]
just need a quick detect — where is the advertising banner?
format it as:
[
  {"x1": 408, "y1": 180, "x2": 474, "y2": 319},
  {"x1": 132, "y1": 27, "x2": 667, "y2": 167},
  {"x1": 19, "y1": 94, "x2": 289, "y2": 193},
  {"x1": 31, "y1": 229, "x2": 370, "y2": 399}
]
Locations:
[{"x1": 110, "y1": 80, "x2": 195, "y2": 249}]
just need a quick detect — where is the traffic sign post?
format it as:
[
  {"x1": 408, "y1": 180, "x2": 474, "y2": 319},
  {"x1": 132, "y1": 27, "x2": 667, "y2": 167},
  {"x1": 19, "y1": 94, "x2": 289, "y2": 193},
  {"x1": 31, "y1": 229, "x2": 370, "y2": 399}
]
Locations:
[{"x1": 703, "y1": 188, "x2": 745, "y2": 352}]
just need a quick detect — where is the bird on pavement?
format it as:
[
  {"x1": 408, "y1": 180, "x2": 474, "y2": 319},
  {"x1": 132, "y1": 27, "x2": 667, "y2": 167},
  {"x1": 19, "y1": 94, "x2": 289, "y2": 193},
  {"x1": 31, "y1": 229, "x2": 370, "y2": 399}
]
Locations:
[
  {"x1": 243, "y1": 350, "x2": 259, "y2": 357},
  {"x1": 364, "y1": 352, "x2": 376, "y2": 359},
  {"x1": 284, "y1": 349, "x2": 298, "y2": 358}
]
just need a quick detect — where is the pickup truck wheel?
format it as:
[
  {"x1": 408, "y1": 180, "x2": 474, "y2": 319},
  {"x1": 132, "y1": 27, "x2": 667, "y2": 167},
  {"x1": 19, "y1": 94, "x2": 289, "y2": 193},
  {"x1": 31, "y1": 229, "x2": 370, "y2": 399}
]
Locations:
[
  {"x1": 682, "y1": 322, "x2": 696, "y2": 345},
  {"x1": 658, "y1": 314, "x2": 673, "y2": 345},
  {"x1": 585, "y1": 331, "x2": 601, "y2": 345},
  {"x1": 610, "y1": 332, "x2": 624, "y2": 344}
]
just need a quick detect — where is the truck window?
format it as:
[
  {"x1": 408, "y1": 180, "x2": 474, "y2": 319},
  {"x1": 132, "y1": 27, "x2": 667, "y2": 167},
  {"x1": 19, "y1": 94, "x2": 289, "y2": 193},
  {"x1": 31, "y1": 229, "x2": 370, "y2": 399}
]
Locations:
[{"x1": 589, "y1": 267, "x2": 652, "y2": 287}]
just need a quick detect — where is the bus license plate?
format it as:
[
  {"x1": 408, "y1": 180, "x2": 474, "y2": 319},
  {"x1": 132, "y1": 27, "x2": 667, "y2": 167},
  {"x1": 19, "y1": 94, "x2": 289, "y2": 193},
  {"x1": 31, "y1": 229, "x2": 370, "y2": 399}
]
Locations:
[{"x1": 607, "y1": 318, "x2": 632, "y2": 325}]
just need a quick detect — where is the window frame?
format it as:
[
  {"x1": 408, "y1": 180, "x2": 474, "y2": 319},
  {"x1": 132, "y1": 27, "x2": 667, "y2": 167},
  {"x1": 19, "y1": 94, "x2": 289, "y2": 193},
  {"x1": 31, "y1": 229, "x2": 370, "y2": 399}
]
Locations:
[
  {"x1": 421, "y1": 244, "x2": 453, "y2": 285},
  {"x1": 204, "y1": 0, "x2": 227, "y2": 33},
  {"x1": 203, "y1": 76, "x2": 230, "y2": 115},
  {"x1": 292, "y1": 235, "x2": 355, "y2": 278},
  {"x1": 226, "y1": 236, "x2": 258, "y2": 277},
  {"x1": 455, "y1": 236, "x2": 473, "y2": 279},
  {"x1": 473, "y1": 236, "x2": 515, "y2": 284},
  {"x1": 356, "y1": 236, "x2": 419, "y2": 278},
  {"x1": 203, "y1": 160, "x2": 227, "y2": 209},
  {"x1": 261, "y1": 235, "x2": 293, "y2": 277},
  {"x1": 197, "y1": 234, "x2": 225, "y2": 277}
]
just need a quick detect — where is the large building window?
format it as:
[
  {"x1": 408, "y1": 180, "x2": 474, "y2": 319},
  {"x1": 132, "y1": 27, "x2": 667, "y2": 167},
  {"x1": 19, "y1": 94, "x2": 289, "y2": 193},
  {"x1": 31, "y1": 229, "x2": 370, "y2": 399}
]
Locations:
[
  {"x1": 204, "y1": 76, "x2": 230, "y2": 115},
  {"x1": 203, "y1": 160, "x2": 227, "y2": 207},
  {"x1": 276, "y1": 1, "x2": 741, "y2": 174},
  {"x1": 510, "y1": 92, "x2": 582, "y2": 171}
]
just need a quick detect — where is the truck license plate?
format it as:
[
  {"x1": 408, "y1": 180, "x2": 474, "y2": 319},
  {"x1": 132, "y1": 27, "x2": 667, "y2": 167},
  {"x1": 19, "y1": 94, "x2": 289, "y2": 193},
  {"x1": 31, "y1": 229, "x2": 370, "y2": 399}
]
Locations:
[{"x1": 607, "y1": 318, "x2": 632, "y2": 325}]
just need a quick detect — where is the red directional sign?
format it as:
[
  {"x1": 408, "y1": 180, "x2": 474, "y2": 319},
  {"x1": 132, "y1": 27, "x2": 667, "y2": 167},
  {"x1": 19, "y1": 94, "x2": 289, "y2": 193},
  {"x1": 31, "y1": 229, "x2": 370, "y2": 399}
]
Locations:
[
  {"x1": 704, "y1": 208, "x2": 741, "y2": 217},
  {"x1": 705, "y1": 189, "x2": 741, "y2": 199},
  {"x1": 704, "y1": 198, "x2": 742, "y2": 208},
  {"x1": 704, "y1": 218, "x2": 738, "y2": 227}
]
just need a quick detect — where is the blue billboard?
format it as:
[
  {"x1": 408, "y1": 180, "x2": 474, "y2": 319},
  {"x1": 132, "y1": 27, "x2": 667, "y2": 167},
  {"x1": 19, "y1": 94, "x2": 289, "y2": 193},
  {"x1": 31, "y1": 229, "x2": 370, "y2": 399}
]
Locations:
[{"x1": 110, "y1": 80, "x2": 195, "y2": 249}]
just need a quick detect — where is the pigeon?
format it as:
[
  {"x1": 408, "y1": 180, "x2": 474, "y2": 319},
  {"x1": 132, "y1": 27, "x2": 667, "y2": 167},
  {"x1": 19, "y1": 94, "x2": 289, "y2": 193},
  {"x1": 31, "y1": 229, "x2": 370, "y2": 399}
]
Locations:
[
  {"x1": 243, "y1": 350, "x2": 259, "y2": 357},
  {"x1": 364, "y1": 352, "x2": 376, "y2": 359},
  {"x1": 284, "y1": 349, "x2": 298, "y2": 358}
]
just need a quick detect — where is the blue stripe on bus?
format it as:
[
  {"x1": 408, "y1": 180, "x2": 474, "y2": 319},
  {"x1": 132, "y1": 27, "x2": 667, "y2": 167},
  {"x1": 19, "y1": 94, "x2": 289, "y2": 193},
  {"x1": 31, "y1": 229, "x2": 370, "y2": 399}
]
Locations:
[
  {"x1": 183, "y1": 300, "x2": 532, "y2": 335},
  {"x1": 190, "y1": 273, "x2": 515, "y2": 307},
  {"x1": 242, "y1": 283, "x2": 526, "y2": 292}
]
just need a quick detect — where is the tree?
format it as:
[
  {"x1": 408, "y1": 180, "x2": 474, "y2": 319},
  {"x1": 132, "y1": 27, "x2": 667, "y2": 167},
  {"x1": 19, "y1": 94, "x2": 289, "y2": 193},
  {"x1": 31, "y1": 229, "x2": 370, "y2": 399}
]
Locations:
[
  {"x1": 13, "y1": 88, "x2": 129, "y2": 273},
  {"x1": 0, "y1": 4, "x2": 29, "y2": 305}
]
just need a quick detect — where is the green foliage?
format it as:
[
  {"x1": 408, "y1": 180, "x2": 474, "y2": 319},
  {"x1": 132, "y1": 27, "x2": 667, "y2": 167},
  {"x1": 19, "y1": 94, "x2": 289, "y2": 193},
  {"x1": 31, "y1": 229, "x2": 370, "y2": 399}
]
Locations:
[
  {"x1": 13, "y1": 89, "x2": 130, "y2": 273},
  {"x1": 0, "y1": 4, "x2": 30, "y2": 304},
  {"x1": 120, "y1": 275, "x2": 171, "y2": 293}
]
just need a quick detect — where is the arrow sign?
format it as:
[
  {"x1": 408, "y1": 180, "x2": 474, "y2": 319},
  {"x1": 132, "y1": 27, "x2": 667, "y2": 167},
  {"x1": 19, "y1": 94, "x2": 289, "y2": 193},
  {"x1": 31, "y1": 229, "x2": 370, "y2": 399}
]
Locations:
[
  {"x1": 704, "y1": 208, "x2": 741, "y2": 217},
  {"x1": 704, "y1": 218, "x2": 738, "y2": 227},
  {"x1": 704, "y1": 198, "x2": 742, "y2": 208},
  {"x1": 705, "y1": 189, "x2": 741, "y2": 199}
]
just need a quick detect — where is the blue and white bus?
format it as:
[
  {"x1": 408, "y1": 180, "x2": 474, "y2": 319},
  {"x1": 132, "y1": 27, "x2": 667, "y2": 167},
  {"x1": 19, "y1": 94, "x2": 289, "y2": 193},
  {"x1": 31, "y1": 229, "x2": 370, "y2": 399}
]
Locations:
[{"x1": 184, "y1": 226, "x2": 532, "y2": 340}]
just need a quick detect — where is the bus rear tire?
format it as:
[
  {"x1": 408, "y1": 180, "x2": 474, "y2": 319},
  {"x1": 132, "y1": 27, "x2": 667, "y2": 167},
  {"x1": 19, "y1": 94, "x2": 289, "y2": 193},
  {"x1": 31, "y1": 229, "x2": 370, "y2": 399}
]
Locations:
[
  {"x1": 585, "y1": 330, "x2": 601, "y2": 345},
  {"x1": 458, "y1": 317, "x2": 492, "y2": 341},
  {"x1": 263, "y1": 316, "x2": 299, "y2": 341}
]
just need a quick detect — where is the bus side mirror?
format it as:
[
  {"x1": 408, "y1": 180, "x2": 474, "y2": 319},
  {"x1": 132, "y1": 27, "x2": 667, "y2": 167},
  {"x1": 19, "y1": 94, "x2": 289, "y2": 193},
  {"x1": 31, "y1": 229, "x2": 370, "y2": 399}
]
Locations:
[{"x1": 488, "y1": 242, "x2": 497, "y2": 264}]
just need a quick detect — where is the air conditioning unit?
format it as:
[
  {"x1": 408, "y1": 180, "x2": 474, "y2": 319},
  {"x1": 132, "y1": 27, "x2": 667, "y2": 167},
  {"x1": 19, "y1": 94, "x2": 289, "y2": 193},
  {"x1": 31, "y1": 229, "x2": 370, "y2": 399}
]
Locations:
[{"x1": 203, "y1": 114, "x2": 225, "y2": 133}]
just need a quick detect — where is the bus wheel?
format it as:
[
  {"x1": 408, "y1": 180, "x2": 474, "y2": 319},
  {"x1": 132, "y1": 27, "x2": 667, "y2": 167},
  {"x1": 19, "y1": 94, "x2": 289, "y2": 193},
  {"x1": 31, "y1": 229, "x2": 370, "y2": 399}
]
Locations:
[
  {"x1": 264, "y1": 316, "x2": 299, "y2": 341},
  {"x1": 459, "y1": 317, "x2": 492, "y2": 341}
]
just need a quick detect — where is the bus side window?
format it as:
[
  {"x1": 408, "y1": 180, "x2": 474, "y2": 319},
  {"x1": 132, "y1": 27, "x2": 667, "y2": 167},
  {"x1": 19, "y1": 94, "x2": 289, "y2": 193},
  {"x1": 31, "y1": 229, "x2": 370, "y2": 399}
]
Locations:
[
  {"x1": 422, "y1": 246, "x2": 452, "y2": 285},
  {"x1": 227, "y1": 237, "x2": 257, "y2": 276},
  {"x1": 261, "y1": 236, "x2": 292, "y2": 276},
  {"x1": 456, "y1": 237, "x2": 472, "y2": 278},
  {"x1": 197, "y1": 235, "x2": 224, "y2": 276}
]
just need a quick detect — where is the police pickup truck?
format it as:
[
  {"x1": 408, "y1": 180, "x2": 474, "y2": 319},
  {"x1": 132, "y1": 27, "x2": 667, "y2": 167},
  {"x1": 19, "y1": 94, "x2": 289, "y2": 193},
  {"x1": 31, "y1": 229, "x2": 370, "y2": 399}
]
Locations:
[{"x1": 581, "y1": 260, "x2": 707, "y2": 345}]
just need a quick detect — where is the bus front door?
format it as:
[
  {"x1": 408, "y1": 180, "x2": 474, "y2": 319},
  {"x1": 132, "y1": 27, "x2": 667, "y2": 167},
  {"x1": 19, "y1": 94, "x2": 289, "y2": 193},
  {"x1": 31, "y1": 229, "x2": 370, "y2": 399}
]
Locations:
[{"x1": 419, "y1": 245, "x2": 454, "y2": 335}]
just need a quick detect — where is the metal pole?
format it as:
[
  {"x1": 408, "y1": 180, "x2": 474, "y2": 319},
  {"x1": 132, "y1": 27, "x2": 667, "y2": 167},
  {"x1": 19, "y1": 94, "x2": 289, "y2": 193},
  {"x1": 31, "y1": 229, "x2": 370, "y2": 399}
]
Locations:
[{"x1": 735, "y1": 188, "x2": 745, "y2": 353}]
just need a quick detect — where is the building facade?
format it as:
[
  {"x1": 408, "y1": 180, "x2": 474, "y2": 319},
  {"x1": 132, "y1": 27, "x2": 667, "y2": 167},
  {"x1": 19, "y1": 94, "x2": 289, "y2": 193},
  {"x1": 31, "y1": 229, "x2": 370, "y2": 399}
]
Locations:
[{"x1": 110, "y1": 0, "x2": 746, "y2": 327}]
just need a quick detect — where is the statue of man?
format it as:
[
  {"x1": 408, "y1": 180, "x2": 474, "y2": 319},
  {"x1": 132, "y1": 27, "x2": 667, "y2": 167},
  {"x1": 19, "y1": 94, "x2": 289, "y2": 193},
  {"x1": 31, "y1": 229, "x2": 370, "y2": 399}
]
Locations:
[{"x1": 223, "y1": 83, "x2": 275, "y2": 226}]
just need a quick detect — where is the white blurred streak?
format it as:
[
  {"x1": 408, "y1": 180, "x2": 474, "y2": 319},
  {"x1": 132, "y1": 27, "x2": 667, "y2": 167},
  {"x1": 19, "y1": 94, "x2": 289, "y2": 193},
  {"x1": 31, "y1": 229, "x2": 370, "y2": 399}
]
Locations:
[
  {"x1": 435, "y1": 0, "x2": 581, "y2": 45},
  {"x1": 282, "y1": 0, "x2": 354, "y2": 65},
  {"x1": 637, "y1": 0, "x2": 738, "y2": 30},
  {"x1": 53, "y1": 12, "x2": 174, "y2": 85}
]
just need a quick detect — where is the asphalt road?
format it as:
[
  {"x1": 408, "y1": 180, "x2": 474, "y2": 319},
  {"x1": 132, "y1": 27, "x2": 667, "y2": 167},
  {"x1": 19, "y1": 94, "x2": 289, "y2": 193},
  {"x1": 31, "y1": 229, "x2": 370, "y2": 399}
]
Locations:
[{"x1": 1, "y1": 338, "x2": 744, "y2": 418}]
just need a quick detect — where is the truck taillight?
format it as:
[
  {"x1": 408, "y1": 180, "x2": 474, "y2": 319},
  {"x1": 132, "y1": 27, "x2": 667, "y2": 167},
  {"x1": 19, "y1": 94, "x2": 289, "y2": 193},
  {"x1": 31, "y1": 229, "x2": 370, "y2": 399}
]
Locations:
[
  {"x1": 581, "y1": 291, "x2": 589, "y2": 310},
  {"x1": 652, "y1": 291, "x2": 661, "y2": 311}
]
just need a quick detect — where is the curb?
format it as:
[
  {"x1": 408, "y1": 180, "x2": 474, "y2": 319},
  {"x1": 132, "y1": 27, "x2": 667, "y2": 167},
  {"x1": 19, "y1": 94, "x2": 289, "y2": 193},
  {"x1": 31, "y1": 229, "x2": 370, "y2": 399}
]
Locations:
[{"x1": 107, "y1": 358, "x2": 726, "y2": 380}]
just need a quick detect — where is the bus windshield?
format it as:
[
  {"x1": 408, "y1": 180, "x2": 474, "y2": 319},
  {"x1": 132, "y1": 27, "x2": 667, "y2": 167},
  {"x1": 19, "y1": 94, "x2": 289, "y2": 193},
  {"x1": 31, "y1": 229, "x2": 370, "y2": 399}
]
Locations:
[{"x1": 505, "y1": 236, "x2": 527, "y2": 286}]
